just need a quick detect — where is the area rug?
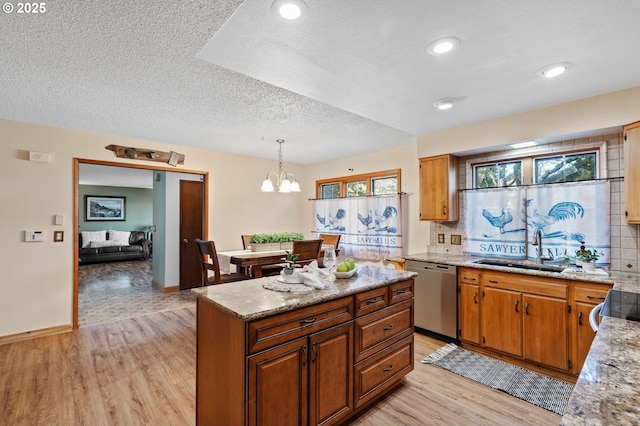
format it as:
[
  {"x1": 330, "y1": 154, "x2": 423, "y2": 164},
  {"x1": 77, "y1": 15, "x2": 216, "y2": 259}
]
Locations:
[{"x1": 421, "y1": 343, "x2": 573, "y2": 415}]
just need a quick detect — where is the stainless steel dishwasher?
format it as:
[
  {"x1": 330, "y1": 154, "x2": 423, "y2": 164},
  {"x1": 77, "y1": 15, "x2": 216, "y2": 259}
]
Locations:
[{"x1": 406, "y1": 260, "x2": 458, "y2": 340}]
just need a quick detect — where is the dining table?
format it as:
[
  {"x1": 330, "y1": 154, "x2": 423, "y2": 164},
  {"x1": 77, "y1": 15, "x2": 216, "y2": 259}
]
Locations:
[{"x1": 217, "y1": 249, "x2": 287, "y2": 278}]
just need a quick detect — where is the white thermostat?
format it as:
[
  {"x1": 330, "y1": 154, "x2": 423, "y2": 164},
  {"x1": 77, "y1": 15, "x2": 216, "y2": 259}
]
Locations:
[{"x1": 25, "y1": 230, "x2": 46, "y2": 242}]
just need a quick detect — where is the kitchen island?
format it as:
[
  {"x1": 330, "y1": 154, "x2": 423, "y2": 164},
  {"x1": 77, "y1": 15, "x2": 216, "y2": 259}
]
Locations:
[{"x1": 192, "y1": 265, "x2": 416, "y2": 426}]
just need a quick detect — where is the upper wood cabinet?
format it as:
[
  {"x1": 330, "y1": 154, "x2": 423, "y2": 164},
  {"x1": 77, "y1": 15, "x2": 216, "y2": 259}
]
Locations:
[
  {"x1": 419, "y1": 154, "x2": 459, "y2": 221},
  {"x1": 624, "y1": 121, "x2": 640, "y2": 223}
]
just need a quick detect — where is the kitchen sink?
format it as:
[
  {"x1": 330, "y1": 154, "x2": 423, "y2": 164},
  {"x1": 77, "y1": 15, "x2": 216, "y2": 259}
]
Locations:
[{"x1": 472, "y1": 259, "x2": 565, "y2": 273}]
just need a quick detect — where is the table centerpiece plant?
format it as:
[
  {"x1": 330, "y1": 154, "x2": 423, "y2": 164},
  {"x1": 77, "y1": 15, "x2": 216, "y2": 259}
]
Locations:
[{"x1": 249, "y1": 232, "x2": 304, "y2": 252}]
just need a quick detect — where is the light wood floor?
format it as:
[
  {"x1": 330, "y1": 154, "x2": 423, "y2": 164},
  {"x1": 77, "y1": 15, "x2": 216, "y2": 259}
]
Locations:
[{"x1": 0, "y1": 307, "x2": 561, "y2": 425}]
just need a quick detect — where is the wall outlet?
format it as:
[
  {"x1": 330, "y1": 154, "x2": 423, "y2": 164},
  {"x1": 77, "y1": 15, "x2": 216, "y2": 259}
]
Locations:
[
  {"x1": 438, "y1": 233, "x2": 445, "y2": 244},
  {"x1": 54, "y1": 231, "x2": 64, "y2": 242},
  {"x1": 451, "y1": 234, "x2": 462, "y2": 245}
]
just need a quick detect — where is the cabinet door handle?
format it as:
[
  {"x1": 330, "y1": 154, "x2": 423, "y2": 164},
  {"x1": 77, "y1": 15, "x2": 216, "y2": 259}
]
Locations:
[
  {"x1": 578, "y1": 311, "x2": 583, "y2": 326},
  {"x1": 525, "y1": 302, "x2": 529, "y2": 315},
  {"x1": 442, "y1": 205, "x2": 447, "y2": 216},
  {"x1": 383, "y1": 324, "x2": 394, "y2": 331},
  {"x1": 464, "y1": 276, "x2": 476, "y2": 281},
  {"x1": 473, "y1": 292, "x2": 477, "y2": 304},
  {"x1": 383, "y1": 364, "x2": 394, "y2": 372},
  {"x1": 300, "y1": 316, "x2": 317, "y2": 324},
  {"x1": 489, "y1": 280, "x2": 498, "y2": 284},
  {"x1": 302, "y1": 345, "x2": 308, "y2": 366},
  {"x1": 587, "y1": 295, "x2": 606, "y2": 300},
  {"x1": 366, "y1": 298, "x2": 379, "y2": 305},
  {"x1": 311, "y1": 343, "x2": 317, "y2": 363},
  {"x1": 515, "y1": 299, "x2": 519, "y2": 312}
]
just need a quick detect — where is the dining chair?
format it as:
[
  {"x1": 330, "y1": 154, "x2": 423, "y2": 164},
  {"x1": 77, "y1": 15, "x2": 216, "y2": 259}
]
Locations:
[
  {"x1": 241, "y1": 234, "x2": 253, "y2": 250},
  {"x1": 195, "y1": 239, "x2": 249, "y2": 285},
  {"x1": 318, "y1": 234, "x2": 341, "y2": 266},
  {"x1": 291, "y1": 239, "x2": 324, "y2": 267}
]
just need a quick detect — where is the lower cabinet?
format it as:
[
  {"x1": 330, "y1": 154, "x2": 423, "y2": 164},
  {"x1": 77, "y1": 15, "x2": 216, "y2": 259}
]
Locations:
[
  {"x1": 248, "y1": 323, "x2": 353, "y2": 426},
  {"x1": 522, "y1": 294, "x2": 568, "y2": 370},
  {"x1": 458, "y1": 268, "x2": 481, "y2": 344},
  {"x1": 571, "y1": 282, "x2": 610, "y2": 374},
  {"x1": 459, "y1": 268, "x2": 612, "y2": 377},
  {"x1": 196, "y1": 280, "x2": 414, "y2": 426},
  {"x1": 482, "y1": 287, "x2": 523, "y2": 357}
]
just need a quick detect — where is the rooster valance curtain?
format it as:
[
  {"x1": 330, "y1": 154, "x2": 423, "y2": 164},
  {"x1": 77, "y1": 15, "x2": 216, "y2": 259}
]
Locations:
[
  {"x1": 311, "y1": 194, "x2": 406, "y2": 261},
  {"x1": 464, "y1": 180, "x2": 610, "y2": 264}
]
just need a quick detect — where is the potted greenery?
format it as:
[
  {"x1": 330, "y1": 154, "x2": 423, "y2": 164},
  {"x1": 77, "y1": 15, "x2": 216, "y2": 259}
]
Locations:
[
  {"x1": 281, "y1": 251, "x2": 304, "y2": 283},
  {"x1": 575, "y1": 241, "x2": 601, "y2": 272},
  {"x1": 249, "y1": 232, "x2": 304, "y2": 252}
]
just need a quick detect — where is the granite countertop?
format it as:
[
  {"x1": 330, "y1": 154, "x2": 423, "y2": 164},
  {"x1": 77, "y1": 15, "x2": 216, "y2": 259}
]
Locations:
[
  {"x1": 404, "y1": 252, "x2": 640, "y2": 424},
  {"x1": 191, "y1": 265, "x2": 416, "y2": 321},
  {"x1": 403, "y1": 252, "x2": 640, "y2": 291},
  {"x1": 562, "y1": 316, "x2": 640, "y2": 425}
]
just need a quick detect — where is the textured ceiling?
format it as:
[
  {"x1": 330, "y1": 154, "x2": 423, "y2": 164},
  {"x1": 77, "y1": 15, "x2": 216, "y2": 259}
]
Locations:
[{"x1": 2, "y1": 0, "x2": 640, "y2": 165}]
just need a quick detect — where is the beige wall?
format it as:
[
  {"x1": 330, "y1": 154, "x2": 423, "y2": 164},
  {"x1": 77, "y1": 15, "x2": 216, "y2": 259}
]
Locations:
[
  {"x1": 418, "y1": 86, "x2": 640, "y2": 158},
  {"x1": 0, "y1": 119, "x2": 309, "y2": 337}
]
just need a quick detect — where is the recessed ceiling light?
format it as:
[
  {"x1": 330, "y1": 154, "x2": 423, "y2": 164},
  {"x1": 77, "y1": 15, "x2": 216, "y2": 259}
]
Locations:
[
  {"x1": 271, "y1": 0, "x2": 308, "y2": 21},
  {"x1": 538, "y1": 62, "x2": 572, "y2": 78},
  {"x1": 427, "y1": 37, "x2": 461, "y2": 56},
  {"x1": 433, "y1": 99, "x2": 456, "y2": 110},
  {"x1": 510, "y1": 140, "x2": 538, "y2": 149}
]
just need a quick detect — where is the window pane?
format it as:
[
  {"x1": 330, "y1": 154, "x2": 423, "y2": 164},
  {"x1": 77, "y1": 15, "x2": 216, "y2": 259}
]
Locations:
[
  {"x1": 320, "y1": 183, "x2": 340, "y2": 199},
  {"x1": 475, "y1": 161, "x2": 522, "y2": 188},
  {"x1": 346, "y1": 181, "x2": 367, "y2": 197},
  {"x1": 535, "y1": 152, "x2": 597, "y2": 184},
  {"x1": 372, "y1": 177, "x2": 397, "y2": 195}
]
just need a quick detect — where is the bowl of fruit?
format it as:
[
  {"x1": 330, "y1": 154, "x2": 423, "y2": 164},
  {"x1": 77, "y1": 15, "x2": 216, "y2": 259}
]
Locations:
[{"x1": 334, "y1": 258, "x2": 357, "y2": 278}]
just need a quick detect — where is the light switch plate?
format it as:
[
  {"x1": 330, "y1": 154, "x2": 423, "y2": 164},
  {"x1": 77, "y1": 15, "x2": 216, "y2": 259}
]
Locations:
[{"x1": 451, "y1": 234, "x2": 462, "y2": 245}]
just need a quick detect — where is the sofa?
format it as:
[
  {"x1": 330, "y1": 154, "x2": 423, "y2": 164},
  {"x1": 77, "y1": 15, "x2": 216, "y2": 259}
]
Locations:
[{"x1": 79, "y1": 230, "x2": 151, "y2": 264}]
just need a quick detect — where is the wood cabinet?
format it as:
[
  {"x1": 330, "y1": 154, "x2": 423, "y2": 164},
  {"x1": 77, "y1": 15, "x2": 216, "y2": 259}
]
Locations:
[
  {"x1": 522, "y1": 294, "x2": 568, "y2": 370},
  {"x1": 480, "y1": 270, "x2": 569, "y2": 372},
  {"x1": 419, "y1": 154, "x2": 458, "y2": 221},
  {"x1": 624, "y1": 121, "x2": 640, "y2": 223},
  {"x1": 458, "y1": 268, "x2": 481, "y2": 344},
  {"x1": 570, "y1": 282, "x2": 611, "y2": 375},
  {"x1": 196, "y1": 280, "x2": 414, "y2": 426},
  {"x1": 457, "y1": 266, "x2": 613, "y2": 378}
]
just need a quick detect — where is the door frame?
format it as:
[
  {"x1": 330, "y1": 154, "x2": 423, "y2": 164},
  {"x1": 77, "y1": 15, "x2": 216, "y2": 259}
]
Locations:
[{"x1": 73, "y1": 158, "x2": 209, "y2": 329}]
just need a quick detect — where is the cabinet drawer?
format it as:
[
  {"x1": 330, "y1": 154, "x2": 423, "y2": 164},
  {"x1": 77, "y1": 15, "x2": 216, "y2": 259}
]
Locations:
[
  {"x1": 354, "y1": 335, "x2": 414, "y2": 409},
  {"x1": 458, "y1": 268, "x2": 480, "y2": 284},
  {"x1": 573, "y1": 284, "x2": 610, "y2": 304},
  {"x1": 483, "y1": 271, "x2": 567, "y2": 299},
  {"x1": 354, "y1": 287, "x2": 389, "y2": 317},
  {"x1": 355, "y1": 299, "x2": 413, "y2": 362},
  {"x1": 247, "y1": 297, "x2": 353, "y2": 354},
  {"x1": 389, "y1": 280, "x2": 413, "y2": 305}
]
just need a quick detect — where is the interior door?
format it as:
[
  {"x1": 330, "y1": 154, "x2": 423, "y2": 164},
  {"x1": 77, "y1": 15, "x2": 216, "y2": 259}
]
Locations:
[{"x1": 180, "y1": 180, "x2": 204, "y2": 290}]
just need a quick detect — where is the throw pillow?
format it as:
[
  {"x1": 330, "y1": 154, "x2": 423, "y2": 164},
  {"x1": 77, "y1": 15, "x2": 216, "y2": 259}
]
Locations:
[
  {"x1": 89, "y1": 240, "x2": 123, "y2": 248},
  {"x1": 81, "y1": 230, "x2": 106, "y2": 248},
  {"x1": 109, "y1": 230, "x2": 131, "y2": 246}
]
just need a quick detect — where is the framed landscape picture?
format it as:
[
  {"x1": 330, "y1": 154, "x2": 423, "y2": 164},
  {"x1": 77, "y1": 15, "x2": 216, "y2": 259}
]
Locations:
[{"x1": 85, "y1": 196, "x2": 126, "y2": 221}]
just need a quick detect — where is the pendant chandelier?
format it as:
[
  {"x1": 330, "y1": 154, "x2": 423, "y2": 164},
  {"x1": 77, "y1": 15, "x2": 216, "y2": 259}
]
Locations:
[{"x1": 260, "y1": 139, "x2": 301, "y2": 193}]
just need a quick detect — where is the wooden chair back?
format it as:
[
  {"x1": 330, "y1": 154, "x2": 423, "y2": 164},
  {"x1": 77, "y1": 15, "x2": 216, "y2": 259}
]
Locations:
[
  {"x1": 241, "y1": 234, "x2": 253, "y2": 250},
  {"x1": 319, "y1": 234, "x2": 341, "y2": 250},
  {"x1": 291, "y1": 239, "x2": 323, "y2": 266},
  {"x1": 195, "y1": 239, "x2": 224, "y2": 285}
]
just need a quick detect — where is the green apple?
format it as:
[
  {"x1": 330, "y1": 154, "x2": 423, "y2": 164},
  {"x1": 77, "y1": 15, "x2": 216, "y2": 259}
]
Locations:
[
  {"x1": 336, "y1": 263, "x2": 348, "y2": 273},
  {"x1": 345, "y1": 258, "x2": 355, "y2": 270}
]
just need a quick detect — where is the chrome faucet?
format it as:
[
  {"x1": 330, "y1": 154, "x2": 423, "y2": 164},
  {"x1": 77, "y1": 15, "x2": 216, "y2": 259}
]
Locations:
[{"x1": 531, "y1": 229, "x2": 554, "y2": 264}]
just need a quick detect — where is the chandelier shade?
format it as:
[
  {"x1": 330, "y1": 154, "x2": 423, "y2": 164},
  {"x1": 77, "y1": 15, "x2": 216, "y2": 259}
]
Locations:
[{"x1": 261, "y1": 139, "x2": 301, "y2": 193}]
